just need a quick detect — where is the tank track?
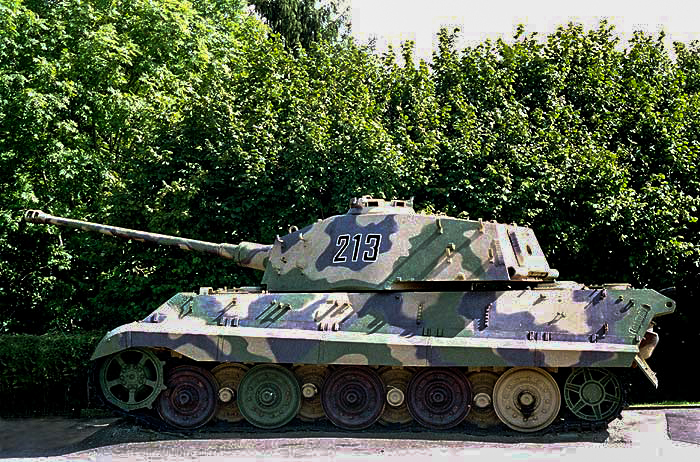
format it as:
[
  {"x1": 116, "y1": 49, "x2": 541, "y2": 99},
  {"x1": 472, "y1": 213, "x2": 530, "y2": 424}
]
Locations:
[
  {"x1": 90, "y1": 359, "x2": 628, "y2": 438},
  {"x1": 96, "y1": 402, "x2": 617, "y2": 438}
]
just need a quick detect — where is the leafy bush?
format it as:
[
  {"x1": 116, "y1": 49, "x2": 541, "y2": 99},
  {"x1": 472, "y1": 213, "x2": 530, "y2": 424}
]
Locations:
[{"x1": 0, "y1": 331, "x2": 104, "y2": 416}]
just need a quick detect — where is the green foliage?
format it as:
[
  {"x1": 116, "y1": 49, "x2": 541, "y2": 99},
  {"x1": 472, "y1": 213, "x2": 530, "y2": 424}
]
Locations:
[
  {"x1": 0, "y1": 0, "x2": 248, "y2": 332},
  {"x1": 0, "y1": 0, "x2": 697, "y2": 394},
  {"x1": 0, "y1": 331, "x2": 105, "y2": 416},
  {"x1": 427, "y1": 23, "x2": 700, "y2": 294},
  {"x1": 249, "y1": 0, "x2": 350, "y2": 50}
]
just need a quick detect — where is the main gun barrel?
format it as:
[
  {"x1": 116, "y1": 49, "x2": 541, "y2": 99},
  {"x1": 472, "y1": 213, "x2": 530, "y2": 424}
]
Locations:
[{"x1": 23, "y1": 210, "x2": 270, "y2": 271}]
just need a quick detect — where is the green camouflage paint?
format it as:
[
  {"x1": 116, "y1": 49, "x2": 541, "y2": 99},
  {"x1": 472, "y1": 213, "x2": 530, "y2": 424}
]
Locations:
[{"x1": 24, "y1": 196, "x2": 676, "y2": 428}]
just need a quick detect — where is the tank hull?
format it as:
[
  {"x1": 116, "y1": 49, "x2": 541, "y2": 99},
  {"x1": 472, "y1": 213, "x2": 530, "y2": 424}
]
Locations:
[
  {"x1": 96, "y1": 322, "x2": 642, "y2": 367},
  {"x1": 90, "y1": 285, "x2": 673, "y2": 432},
  {"x1": 93, "y1": 285, "x2": 673, "y2": 368}
]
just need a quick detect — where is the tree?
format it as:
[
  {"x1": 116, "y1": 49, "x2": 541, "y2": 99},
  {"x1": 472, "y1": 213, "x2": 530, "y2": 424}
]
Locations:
[
  {"x1": 0, "y1": 0, "x2": 248, "y2": 332},
  {"x1": 2, "y1": 7, "x2": 699, "y2": 402},
  {"x1": 249, "y1": 0, "x2": 350, "y2": 50}
]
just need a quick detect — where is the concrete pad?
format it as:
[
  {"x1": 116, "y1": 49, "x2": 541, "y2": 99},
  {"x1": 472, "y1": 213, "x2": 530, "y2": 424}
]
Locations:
[
  {"x1": 1, "y1": 410, "x2": 699, "y2": 461},
  {"x1": 667, "y1": 411, "x2": 700, "y2": 445},
  {"x1": 0, "y1": 416, "x2": 118, "y2": 458}
]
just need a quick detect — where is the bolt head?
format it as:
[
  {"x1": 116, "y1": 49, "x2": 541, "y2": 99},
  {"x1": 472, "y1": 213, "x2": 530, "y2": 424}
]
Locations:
[
  {"x1": 473, "y1": 392, "x2": 492, "y2": 408},
  {"x1": 218, "y1": 387, "x2": 235, "y2": 403},
  {"x1": 519, "y1": 392, "x2": 535, "y2": 407},
  {"x1": 301, "y1": 383, "x2": 318, "y2": 399},
  {"x1": 386, "y1": 387, "x2": 405, "y2": 407}
]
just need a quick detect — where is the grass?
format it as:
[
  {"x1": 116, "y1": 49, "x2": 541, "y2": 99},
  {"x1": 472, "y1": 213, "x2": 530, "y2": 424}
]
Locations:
[{"x1": 628, "y1": 401, "x2": 700, "y2": 407}]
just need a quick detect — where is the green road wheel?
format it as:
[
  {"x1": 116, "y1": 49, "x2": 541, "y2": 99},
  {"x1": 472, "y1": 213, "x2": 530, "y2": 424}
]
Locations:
[
  {"x1": 238, "y1": 365, "x2": 301, "y2": 429},
  {"x1": 564, "y1": 368, "x2": 624, "y2": 422},
  {"x1": 98, "y1": 348, "x2": 165, "y2": 411}
]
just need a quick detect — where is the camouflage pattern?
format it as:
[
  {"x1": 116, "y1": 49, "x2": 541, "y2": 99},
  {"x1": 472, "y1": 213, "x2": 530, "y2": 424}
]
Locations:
[
  {"x1": 263, "y1": 197, "x2": 559, "y2": 291},
  {"x1": 91, "y1": 284, "x2": 673, "y2": 373},
  {"x1": 23, "y1": 210, "x2": 270, "y2": 270},
  {"x1": 24, "y1": 201, "x2": 675, "y2": 376},
  {"x1": 23, "y1": 196, "x2": 560, "y2": 290},
  {"x1": 23, "y1": 197, "x2": 676, "y2": 428}
]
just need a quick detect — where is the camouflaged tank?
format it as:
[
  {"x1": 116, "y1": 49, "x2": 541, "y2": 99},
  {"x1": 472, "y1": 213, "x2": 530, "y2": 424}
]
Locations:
[{"x1": 23, "y1": 197, "x2": 675, "y2": 432}]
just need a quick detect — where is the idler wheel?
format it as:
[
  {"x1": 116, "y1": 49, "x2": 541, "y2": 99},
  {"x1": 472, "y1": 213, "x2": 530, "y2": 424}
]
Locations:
[
  {"x1": 407, "y1": 368, "x2": 472, "y2": 430},
  {"x1": 378, "y1": 367, "x2": 413, "y2": 426},
  {"x1": 293, "y1": 365, "x2": 329, "y2": 421},
  {"x1": 211, "y1": 363, "x2": 249, "y2": 423},
  {"x1": 321, "y1": 366, "x2": 385, "y2": 430},
  {"x1": 563, "y1": 368, "x2": 624, "y2": 422},
  {"x1": 156, "y1": 365, "x2": 218, "y2": 430},
  {"x1": 98, "y1": 348, "x2": 165, "y2": 411},
  {"x1": 464, "y1": 371, "x2": 501, "y2": 429},
  {"x1": 238, "y1": 365, "x2": 301, "y2": 429},
  {"x1": 492, "y1": 367, "x2": 561, "y2": 433}
]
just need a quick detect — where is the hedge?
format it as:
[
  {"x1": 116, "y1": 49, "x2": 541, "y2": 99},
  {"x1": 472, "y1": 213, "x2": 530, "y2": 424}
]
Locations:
[{"x1": 0, "y1": 331, "x2": 105, "y2": 416}]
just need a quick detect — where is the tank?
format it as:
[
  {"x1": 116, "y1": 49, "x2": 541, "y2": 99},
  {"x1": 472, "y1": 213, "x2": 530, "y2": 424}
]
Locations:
[{"x1": 23, "y1": 196, "x2": 675, "y2": 433}]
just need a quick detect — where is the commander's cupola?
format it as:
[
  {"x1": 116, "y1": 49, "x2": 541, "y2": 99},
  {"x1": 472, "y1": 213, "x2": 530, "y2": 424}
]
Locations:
[{"x1": 347, "y1": 196, "x2": 415, "y2": 215}]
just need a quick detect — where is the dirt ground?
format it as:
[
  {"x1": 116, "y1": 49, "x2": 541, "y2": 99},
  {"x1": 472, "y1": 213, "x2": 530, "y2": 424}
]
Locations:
[{"x1": 1, "y1": 409, "x2": 698, "y2": 461}]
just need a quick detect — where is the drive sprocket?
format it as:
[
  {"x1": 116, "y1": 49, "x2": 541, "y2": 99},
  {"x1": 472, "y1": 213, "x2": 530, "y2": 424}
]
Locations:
[{"x1": 98, "y1": 348, "x2": 165, "y2": 411}]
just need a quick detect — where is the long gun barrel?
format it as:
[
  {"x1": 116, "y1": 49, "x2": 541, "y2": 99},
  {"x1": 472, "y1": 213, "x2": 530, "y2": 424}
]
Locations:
[{"x1": 23, "y1": 210, "x2": 270, "y2": 271}]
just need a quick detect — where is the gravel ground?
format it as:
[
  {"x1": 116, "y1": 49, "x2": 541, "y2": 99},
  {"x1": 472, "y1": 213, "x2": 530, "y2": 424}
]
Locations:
[{"x1": 1, "y1": 409, "x2": 698, "y2": 461}]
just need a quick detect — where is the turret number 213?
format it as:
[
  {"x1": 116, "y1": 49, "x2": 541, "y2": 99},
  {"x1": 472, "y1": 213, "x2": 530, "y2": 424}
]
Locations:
[{"x1": 333, "y1": 233, "x2": 382, "y2": 263}]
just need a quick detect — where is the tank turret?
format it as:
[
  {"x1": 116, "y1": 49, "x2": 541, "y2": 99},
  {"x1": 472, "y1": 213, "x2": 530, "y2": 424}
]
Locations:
[
  {"x1": 23, "y1": 210, "x2": 270, "y2": 271},
  {"x1": 264, "y1": 196, "x2": 559, "y2": 291},
  {"x1": 25, "y1": 198, "x2": 559, "y2": 291}
]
